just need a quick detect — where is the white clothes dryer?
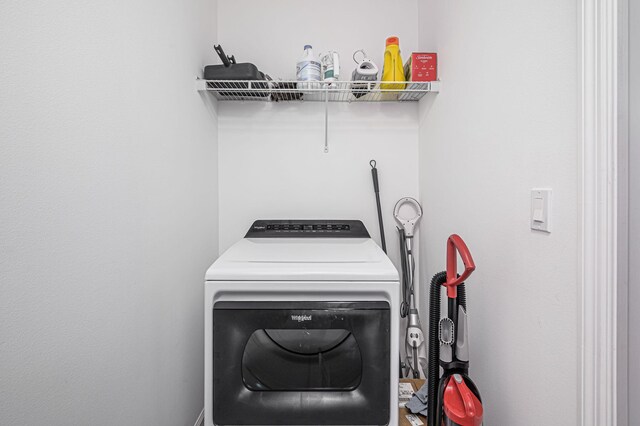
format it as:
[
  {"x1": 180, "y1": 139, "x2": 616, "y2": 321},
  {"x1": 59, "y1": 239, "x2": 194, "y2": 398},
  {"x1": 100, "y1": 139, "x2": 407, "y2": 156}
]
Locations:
[{"x1": 204, "y1": 220, "x2": 399, "y2": 426}]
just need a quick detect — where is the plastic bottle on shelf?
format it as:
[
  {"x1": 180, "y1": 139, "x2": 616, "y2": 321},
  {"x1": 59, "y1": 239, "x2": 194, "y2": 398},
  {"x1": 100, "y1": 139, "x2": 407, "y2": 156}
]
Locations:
[
  {"x1": 381, "y1": 36, "x2": 406, "y2": 90},
  {"x1": 296, "y1": 45, "x2": 321, "y2": 92},
  {"x1": 321, "y1": 51, "x2": 340, "y2": 88}
]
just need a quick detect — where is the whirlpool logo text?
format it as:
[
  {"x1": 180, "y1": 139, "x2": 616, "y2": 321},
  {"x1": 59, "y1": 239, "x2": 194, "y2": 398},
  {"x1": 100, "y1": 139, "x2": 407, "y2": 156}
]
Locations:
[{"x1": 290, "y1": 314, "x2": 312, "y2": 322}]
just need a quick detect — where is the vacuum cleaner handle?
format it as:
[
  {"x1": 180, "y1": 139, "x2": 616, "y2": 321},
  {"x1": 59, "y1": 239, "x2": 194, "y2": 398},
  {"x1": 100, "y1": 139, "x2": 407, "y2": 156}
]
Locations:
[{"x1": 445, "y1": 234, "x2": 476, "y2": 298}]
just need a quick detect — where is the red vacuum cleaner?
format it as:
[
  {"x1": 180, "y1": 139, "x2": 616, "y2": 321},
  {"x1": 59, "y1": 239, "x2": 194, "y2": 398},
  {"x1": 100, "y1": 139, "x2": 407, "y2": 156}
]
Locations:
[{"x1": 427, "y1": 235, "x2": 484, "y2": 426}]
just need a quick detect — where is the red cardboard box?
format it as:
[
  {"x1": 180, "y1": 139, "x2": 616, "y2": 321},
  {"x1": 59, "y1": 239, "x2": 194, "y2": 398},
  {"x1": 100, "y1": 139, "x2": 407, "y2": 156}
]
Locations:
[{"x1": 404, "y1": 53, "x2": 437, "y2": 82}]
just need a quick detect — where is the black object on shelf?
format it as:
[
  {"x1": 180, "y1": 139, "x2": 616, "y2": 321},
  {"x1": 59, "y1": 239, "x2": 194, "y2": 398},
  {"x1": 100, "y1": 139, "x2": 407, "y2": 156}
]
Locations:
[
  {"x1": 205, "y1": 44, "x2": 269, "y2": 97},
  {"x1": 270, "y1": 81, "x2": 303, "y2": 102}
]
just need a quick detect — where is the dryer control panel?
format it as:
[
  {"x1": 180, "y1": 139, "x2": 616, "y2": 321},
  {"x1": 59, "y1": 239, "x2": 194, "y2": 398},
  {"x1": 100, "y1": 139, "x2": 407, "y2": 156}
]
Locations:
[{"x1": 245, "y1": 220, "x2": 370, "y2": 238}]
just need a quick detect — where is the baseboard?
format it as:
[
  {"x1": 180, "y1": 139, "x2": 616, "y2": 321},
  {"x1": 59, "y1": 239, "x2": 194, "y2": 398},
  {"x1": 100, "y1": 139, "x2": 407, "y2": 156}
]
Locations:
[{"x1": 193, "y1": 408, "x2": 204, "y2": 426}]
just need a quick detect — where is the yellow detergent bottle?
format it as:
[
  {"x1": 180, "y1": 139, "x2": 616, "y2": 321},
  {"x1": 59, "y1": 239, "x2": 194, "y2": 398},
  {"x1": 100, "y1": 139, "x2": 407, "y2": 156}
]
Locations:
[{"x1": 381, "y1": 36, "x2": 406, "y2": 90}]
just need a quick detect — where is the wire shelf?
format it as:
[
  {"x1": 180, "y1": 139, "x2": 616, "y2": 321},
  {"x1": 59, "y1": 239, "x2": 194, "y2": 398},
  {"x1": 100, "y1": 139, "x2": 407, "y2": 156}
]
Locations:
[{"x1": 195, "y1": 79, "x2": 439, "y2": 102}]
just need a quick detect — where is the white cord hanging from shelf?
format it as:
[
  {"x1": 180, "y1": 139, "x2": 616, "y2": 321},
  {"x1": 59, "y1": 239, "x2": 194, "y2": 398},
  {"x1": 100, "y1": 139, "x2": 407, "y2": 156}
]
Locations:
[{"x1": 324, "y1": 86, "x2": 329, "y2": 153}]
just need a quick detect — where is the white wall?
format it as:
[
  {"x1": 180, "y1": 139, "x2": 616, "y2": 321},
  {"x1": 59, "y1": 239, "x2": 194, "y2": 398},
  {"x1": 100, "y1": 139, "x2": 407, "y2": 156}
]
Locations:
[
  {"x1": 217, "y1": 0, "x2": 419, "y2": 82},
  {"x1": 627, "y1": 0, "x2": 639, "y2": 423},
  {"x1": 0, "y1": 0, "x2": 218, "y2": 425},
  {"x1": 418, "y1": 0, "x2": 579, "y2": 424},
  {"x1": 216, "y1": 0, "x2": 422, "y2": 270},
  {"x1": 218, "y1": 102, "x2": 418, "y2": 263}
]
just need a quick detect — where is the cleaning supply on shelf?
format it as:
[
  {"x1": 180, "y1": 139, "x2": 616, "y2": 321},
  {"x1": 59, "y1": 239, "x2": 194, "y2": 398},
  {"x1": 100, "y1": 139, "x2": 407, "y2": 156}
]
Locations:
[
  {"x1": 204, "y1": 44, "x2": 269, "y2": 98},
  {"x1": 381, "y1": 36, "x2": 406, "y2": 90},
  {"x1": 404, "y1": 52, "x2": 438, "y2": 82},
  {"x1": 399, "y1": 52, "x2": 438, "y2": 100},
  {"x1": 320, "y1": 51, "x2": 340, "y2": 88},
  {"x1": 351, "y1": 49, "x2": 379, "y2": 98},
  {"x1": 296, "y1": 45, "x2": 321, "y2": 92}
]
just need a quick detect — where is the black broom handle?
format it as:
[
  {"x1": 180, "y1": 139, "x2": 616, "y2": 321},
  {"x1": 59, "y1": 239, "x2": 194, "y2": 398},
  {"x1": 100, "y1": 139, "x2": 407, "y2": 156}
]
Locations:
[{"x1": 370, "y1": 160, "x2": 387, "y2": 253}]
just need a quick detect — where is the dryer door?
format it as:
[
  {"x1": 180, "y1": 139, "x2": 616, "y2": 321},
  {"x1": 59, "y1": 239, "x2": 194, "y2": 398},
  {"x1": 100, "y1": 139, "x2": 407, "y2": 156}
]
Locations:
[{"x1": 212, "y1": 301, "x2": 390, "y2": 425}]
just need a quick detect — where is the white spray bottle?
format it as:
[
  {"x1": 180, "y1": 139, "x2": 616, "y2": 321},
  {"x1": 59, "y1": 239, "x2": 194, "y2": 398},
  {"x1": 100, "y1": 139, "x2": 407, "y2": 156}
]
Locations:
[{"x1": 321, "y1": 51, "x2": 340, "y2": 88}]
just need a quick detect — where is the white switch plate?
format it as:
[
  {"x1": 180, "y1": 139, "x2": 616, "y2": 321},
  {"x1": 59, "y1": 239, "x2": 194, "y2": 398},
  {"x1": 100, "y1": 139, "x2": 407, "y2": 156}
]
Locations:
[{"x1": 531, "y1": 188, "x2": 552, "y2": 233}]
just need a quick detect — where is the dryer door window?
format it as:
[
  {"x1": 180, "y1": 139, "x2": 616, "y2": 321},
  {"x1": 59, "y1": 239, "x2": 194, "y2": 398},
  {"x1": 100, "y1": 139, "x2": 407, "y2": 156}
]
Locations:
[
  {"x1": 242, "y1": 328, "x2": 362, "y2": 391},
  {"x1": 213, "y1": 301, "x2": 390, "y2": 425}
]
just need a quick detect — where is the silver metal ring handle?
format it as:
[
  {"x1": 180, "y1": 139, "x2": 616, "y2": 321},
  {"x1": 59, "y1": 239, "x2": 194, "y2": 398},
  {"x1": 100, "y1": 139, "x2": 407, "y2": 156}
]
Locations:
[{"x1": 393, "y1": 197, "x2": 423, "y2": 237}]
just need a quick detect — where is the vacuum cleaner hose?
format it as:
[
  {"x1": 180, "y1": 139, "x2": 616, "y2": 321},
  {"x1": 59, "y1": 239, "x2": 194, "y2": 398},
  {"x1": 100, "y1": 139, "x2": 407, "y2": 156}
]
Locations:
[
  {"x1": 398, "y1": 229, "x2": 410, "y2": 318},
  {"x1": 427, "y1": 271, "x2": 446, "y2": 426},
  {"x1": 457, "y1": 281, "x2": 466, "y2": 310}
]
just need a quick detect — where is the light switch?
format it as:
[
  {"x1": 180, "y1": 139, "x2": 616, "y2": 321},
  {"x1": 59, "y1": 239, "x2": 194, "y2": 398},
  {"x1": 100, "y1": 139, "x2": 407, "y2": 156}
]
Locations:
[
  {"x1": 532, "y1": 197, "x2": 544, "y2": 222},
  {"x1": 531, "y1": 188, "x2": 551, "y2": 233}
]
